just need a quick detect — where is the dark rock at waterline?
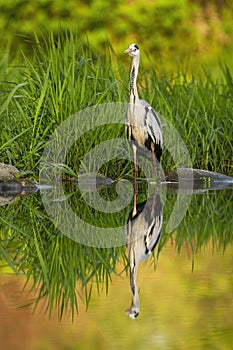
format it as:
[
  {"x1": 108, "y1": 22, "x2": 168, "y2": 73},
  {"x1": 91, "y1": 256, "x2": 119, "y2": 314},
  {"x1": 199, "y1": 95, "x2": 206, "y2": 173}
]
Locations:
[
  {"x1": 164, "y1": 167, "x2": 233, "y2": 193},
  {"x1": 0, "y1": 163, "x2": 20, "y2": 179},
  {"x1": 165, "y1": 167, "x2": 233, "y2": 183},
  {"x1": 71, "y1": 172, "x2": 115, "y2": 192},
  {"x1": 0, "y1": 163, "x2": 36, "y2": 206},
  {"x1": 0, "y1": 178, "x2": 36, "y2": 195}
]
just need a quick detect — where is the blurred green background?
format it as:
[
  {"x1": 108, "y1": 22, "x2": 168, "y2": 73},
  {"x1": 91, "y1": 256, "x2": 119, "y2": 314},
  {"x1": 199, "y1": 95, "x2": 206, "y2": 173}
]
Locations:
[{"x1": 1, "y1": 0, "x2": 233, "y2": 75}]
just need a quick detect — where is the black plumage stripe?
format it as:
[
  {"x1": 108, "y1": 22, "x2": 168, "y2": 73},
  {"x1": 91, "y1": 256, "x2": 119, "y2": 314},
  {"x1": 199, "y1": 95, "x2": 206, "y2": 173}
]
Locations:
[
  {"x1": 148, "y1": 231, "x2": 161, "y2": 254},
  {"x1": 126, "y1": 124, "x2": 131, "y2": 141},
  {"x1": 144, "y1": 133, "x2": 162, "y2": 162},
  {"x1": 144, "y1": 106, "x2": 162, "y2": 161}
]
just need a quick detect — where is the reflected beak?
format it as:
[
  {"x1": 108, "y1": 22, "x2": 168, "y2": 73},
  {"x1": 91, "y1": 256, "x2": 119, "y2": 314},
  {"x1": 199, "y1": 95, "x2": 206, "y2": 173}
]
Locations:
[{"x1": 125, "y1": 308, "x2": 131, "y2": 315}]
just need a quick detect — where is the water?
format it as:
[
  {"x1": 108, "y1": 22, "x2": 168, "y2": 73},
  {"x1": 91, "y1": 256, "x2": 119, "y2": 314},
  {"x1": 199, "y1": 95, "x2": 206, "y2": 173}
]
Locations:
[{"x1": 0, "y1": 177, "x2": 233, "y2": 349}]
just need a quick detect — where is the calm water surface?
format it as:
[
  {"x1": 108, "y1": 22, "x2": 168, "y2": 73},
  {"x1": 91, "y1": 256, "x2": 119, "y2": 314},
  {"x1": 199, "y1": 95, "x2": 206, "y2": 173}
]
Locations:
[{"x1": 0, "y1": 181, "x2": 232, "y2": 350}]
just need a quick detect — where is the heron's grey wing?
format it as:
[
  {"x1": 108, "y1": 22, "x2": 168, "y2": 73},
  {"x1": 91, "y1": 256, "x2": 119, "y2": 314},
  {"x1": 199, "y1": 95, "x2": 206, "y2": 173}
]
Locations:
[
  {"x1": 128, "y1": 196, "x2": 163, "y2": 259},
  {"x1": 139, "y1": 99, "x2": 163, "y2": 147},
  {"x1": 144, "y1": 212, "x2": 163, "y2": 255},
  {"x1": 143, "y1": 195, "x2": 163, "y2": 254}
]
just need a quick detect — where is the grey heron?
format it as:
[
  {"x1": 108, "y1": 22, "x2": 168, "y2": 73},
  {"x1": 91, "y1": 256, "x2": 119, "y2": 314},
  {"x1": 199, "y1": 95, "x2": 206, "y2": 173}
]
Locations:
[
  {"x1": 124, "y1": 43, "x2": 163, "y2": 179},
  {"x1": 125, "y1": 193, "x2": 163, "y2": 319}
]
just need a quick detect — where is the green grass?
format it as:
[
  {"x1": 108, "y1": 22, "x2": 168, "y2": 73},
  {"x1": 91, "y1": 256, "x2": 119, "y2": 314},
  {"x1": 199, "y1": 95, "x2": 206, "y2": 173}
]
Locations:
[
  {"x1": 142, "y1": 66, "x2": 233, "y2": 174},
  {"x1": 0, "y1": 31, "x2": 232, "y2": 178}
]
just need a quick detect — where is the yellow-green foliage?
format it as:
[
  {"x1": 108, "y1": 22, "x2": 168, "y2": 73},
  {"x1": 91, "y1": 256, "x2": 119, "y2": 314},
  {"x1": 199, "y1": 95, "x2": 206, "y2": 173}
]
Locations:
[{"x1": 0, "y1": 0, "x2": 233, "y2": 72}]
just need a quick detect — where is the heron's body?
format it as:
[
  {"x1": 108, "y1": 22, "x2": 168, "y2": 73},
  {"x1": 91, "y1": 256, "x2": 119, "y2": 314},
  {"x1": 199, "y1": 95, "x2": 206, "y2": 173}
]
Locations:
[
  {"x1": 126, "y1": 100, "x2": 162, "y2": 162},
  {"x1": 125, "y1": 43, "x2": 163, "y2": 167}
]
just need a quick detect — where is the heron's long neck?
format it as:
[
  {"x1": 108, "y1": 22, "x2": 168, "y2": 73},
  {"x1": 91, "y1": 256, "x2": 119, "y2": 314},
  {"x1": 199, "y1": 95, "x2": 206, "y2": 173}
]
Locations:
[{"x1": 130, "y1": 55, "x2": 140, "y2": 105}]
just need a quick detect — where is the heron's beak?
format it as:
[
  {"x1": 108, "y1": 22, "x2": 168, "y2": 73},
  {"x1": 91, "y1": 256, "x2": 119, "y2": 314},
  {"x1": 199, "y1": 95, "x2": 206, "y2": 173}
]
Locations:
[
  {"x1": 124, "y1": 48, "x2": 131, "y2": 55},
  {"x1": 125, "y1": 308, "x2": 131, "y2": 315}
]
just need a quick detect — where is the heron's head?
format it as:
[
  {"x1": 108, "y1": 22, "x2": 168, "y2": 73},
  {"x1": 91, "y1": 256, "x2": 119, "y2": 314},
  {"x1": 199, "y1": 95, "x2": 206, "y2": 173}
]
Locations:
[
  {"x1": 124, "y1": 43, "x2": 140, "y2": 58},
  {"x1": 125, "y1": 292, "x2": 140, "y2": 319}
]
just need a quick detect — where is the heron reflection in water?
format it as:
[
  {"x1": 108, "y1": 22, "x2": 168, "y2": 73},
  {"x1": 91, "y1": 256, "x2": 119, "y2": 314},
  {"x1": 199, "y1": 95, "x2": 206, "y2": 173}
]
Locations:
[{"x1": 125, "y1": 192, "x2": 163, "y2": 319}]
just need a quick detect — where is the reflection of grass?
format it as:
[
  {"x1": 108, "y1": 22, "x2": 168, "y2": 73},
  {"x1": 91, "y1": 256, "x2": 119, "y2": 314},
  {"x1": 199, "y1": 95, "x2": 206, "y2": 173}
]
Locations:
[
  {"x1": 0, "y1": 192, "x2": 129, "y2": 319},
  {"x1": 0, "y1": 186, "x2": 232, "y2": 319},
  {"x1": 159, "y1": 189, "x2": 233, "y2": 259},
  {"x1": 0, "y1": 32, "x2": 232, "y2": 178}
]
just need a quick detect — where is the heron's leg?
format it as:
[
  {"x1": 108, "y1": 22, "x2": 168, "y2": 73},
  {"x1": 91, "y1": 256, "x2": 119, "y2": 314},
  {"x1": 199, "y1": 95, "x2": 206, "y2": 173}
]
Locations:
[{"x1": 151, "y1": 145, "x2": 157, "y2": 177}]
